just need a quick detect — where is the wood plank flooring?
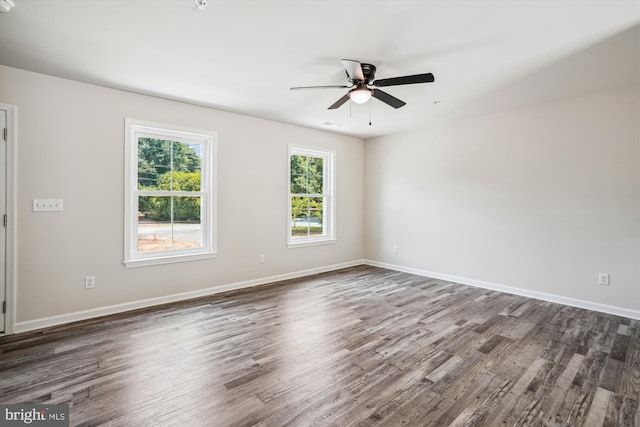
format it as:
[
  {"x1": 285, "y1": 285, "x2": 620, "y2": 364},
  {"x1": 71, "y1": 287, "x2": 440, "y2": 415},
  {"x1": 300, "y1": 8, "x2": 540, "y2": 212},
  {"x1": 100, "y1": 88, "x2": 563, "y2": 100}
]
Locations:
[{"x1": 1, "y1": 265, "x2": 638, "y2": 426}]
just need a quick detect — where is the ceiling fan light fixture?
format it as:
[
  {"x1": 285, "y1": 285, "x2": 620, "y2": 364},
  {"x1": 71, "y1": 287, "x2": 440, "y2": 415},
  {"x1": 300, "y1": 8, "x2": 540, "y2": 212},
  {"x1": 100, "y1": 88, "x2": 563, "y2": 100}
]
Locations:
[{"x1": 349, "y1": 87, "x2": 372, "y2": 104}]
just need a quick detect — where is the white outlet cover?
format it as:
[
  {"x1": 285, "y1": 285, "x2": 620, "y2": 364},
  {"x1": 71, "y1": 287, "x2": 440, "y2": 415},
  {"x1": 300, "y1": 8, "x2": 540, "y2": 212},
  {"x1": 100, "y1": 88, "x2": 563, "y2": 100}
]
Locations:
[
  {"x1": 85, "y1": 276, "x2": 96, "y2": 289},
  {"x1": 598, "y1": 273, "x2": 610, "y2": 286}
]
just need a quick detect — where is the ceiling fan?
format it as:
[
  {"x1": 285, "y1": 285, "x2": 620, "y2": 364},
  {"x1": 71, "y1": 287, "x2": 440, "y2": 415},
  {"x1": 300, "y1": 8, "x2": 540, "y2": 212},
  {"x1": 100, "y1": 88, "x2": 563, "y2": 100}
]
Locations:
[{"x1": 290, "y1": 59, "x2": 435, "y2": 110}]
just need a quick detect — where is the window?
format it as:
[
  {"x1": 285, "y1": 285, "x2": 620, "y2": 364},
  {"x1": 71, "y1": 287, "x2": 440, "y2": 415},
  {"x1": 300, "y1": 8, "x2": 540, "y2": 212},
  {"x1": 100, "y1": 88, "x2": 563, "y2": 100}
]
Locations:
[
  {"x1": 124, "y1": 119, "x2": 217, "y2": 267},
  {"x1": 288, "y1": 146, "x2": 335, "y2": 247}
]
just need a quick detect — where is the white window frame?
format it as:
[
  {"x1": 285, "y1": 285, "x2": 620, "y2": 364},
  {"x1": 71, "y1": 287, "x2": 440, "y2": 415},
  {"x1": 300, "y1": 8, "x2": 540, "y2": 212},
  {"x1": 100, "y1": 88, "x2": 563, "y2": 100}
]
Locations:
[
  {"x1": 124, "y1": 119, "x2": 217, "y2": 267},
  {"x1": 287, "y1": 145, "x2": 336, "y2": 248}
]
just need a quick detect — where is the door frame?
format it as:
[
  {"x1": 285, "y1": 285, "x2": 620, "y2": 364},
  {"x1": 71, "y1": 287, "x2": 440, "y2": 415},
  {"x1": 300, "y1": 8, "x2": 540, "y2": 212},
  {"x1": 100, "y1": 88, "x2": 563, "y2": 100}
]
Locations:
[{"x1": 0, "y1": 103, "x2": 17, "y2": 335}]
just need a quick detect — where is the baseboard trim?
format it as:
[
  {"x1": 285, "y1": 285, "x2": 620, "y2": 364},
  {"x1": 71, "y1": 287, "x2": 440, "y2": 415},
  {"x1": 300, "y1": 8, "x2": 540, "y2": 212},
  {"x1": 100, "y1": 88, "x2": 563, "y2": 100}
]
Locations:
[
  {"x1": 364, "y1": 259, "x2": 640, "y2": 320},
  {"x1": 14, "y1": 258, "x2": 638, "y2": 333},
  {"x1": 14, "y1": 259, "x2": 366, "y2": 334}
]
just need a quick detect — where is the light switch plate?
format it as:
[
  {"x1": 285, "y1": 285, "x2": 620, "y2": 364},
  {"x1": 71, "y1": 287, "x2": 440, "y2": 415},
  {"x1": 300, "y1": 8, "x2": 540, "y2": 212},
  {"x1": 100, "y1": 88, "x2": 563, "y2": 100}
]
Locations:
[{"x1": 33, "y1": 199, "x2": 63, "y2": 212}]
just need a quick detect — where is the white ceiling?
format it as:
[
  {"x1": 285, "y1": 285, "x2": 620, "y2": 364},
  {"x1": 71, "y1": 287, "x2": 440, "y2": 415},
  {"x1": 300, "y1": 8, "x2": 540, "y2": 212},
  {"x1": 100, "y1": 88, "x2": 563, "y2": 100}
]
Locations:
[{"x1": 0, "y1": 0, "x2": 638, "y2": 138}]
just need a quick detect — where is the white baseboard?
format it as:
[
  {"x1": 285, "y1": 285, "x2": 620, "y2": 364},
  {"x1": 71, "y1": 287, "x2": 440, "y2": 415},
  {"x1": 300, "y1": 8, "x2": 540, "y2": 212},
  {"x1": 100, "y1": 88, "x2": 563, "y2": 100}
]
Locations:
[
  {"x1": 13, "y1": 258, "x2": 639, "y2": 334},
  {"x1": 365, "y1": 259, "x2": 640, "y2": 320},
  {"x1": 14, "y1": 259, "x2": 365, "y2": 334}
]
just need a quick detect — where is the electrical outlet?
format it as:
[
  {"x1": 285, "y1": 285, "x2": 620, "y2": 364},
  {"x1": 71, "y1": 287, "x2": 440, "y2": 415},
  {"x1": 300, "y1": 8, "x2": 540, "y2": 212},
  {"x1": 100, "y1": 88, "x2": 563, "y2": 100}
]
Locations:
[
  {"x1": 33, "y1": 199, "x2": 64, "y2": 212},
  {"x1": 392, "y1": 245, "x2": 398, "y2": 253},
  {"x1": 259, "y1": 254, "x2": 265, "y2": 264},
  {"x1": 85, "y1": 276, "x2": 96, "y2": 289},
  {"x1": 598, "y1": 273, "x2": 609, "y2": 286}
]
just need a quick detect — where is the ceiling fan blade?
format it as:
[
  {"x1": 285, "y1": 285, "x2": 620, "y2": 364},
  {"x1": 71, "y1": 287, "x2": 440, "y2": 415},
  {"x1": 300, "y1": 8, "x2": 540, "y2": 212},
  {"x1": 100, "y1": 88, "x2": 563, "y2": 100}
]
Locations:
[
  {"x1": 328, "y1": 93, "x2": 350, "y2": 110},
  {"x1": 372, "y1": 89, "x2": 406, "y2": 109},
  {"x1": 341, "y1": 59, "x2": 365, "y2": 82},
  {"x1": 290, "y1": 85, "x2": 350, "y2": 90},
  {"x1": 373, "y1": 73, "x2": 435, "y2": 87}
]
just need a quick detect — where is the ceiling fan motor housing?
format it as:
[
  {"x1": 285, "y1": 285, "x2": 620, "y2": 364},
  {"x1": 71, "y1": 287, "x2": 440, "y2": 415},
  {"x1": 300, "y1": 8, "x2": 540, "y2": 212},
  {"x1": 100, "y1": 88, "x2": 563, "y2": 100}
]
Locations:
[{"x1": 346, "y1": 63, "x2": 377, "y2": 84}]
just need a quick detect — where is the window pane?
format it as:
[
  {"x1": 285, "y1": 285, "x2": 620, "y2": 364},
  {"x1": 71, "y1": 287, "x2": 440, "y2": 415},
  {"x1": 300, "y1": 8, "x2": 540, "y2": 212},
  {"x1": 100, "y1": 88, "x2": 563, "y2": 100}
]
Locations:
[
  {"x1": 291, "y1": 196, "x2": 309, "y2": 237},
  {"x1": 138, "y1": 139, "x2": 203, "y2": 191},
  {"x1": 308, "y1": 157, "x2": 324, "y2": 193},
  {"x1": 172, "y1": 196, "x2": 201, "y2": 222},
  {"x1": 290, "y1": 174, "x2": 308, "y2": 194},
  {"x1": 166, "y1": 171, "x2": 201, "y2": 192},
  {"x1": 308, "y1": 197, "x2": 324, "y2": 236},
  {"x1": 290, "y1": 155, "x2": 306, "y2": 175},
  {"x1": 173, "y1": 141, "x2": 202, "y2": 173},
  {"x1": 172, "y1": 196, "x2": 202, "y2": 249},
  {"x1": 138, "y1": 138, "x2": 172, "y2": 190},
  {"x1": 290, "y1": 155, "x2": 308, "y2": 194},
  {"x1": 138, "y1": 195, "x2": 172, "y2": 252},
  {"x1": 137, "y1": 196, "x2": 202, "y2": 252},
  {"x1": 290, "y1": 154, "x2": 324, "y2": 194},
  {"x1": 291, "y1": 196, "x2": 308, "y2": 221},
  {"x1": 290, "y1": 196, "x2": 325, "y2": 238}
]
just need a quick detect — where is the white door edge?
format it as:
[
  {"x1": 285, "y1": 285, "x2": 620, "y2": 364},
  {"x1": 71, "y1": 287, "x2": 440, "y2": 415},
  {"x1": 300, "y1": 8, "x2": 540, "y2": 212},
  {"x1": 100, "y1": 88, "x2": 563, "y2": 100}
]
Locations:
[{"x1": 0, "y1": 103, "x2": 17, "y2": 335}]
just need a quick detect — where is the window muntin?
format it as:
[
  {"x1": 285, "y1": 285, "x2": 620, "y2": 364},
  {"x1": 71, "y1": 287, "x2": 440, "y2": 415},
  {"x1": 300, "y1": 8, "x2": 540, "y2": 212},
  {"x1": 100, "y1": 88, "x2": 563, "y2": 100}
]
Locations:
[
  {"x1": 288, "y1": 147, "x2": 335, "y2": 246},
  {"x1": 125, "y1": 120, "x2": 216, "y2": 267}
]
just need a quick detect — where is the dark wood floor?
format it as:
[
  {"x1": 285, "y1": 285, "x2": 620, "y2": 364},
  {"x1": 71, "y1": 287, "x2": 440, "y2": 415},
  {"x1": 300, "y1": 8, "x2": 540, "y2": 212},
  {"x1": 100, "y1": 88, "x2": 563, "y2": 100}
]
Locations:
[{"x1": 0, "y1": 266, "x2": 638, "y2": 426}]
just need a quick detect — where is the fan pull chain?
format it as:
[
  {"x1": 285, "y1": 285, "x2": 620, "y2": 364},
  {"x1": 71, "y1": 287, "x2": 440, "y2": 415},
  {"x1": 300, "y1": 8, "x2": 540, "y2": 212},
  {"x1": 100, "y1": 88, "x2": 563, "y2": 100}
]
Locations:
[{"x1": 369, "y1": 101, "x2": 372, "y2": 126}]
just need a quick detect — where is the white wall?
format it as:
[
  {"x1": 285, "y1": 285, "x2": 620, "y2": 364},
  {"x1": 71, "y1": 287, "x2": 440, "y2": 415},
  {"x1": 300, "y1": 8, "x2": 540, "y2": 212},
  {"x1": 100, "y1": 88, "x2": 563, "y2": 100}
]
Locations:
[
  {"x1": 0, "y1": 66, "x2": 364, "y2": 324},
  {"x1": 2, "y1": 64, "x2": 638, "y2": 327},
  {"x1": 365, "y1": 86, "x2": 640, "y2": 313}
]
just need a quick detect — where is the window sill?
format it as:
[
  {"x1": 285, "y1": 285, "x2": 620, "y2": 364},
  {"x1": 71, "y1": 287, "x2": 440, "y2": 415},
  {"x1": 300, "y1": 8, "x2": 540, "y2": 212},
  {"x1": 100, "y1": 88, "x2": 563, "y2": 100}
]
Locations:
[
  {"x1": 124, "y1": 251, "x2": 217, "y2": 268},
  {"x1": 287, "y1": 239, "x2": 336, "y2": 249}
]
